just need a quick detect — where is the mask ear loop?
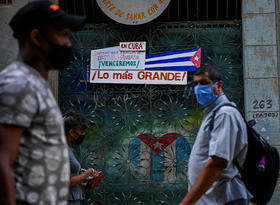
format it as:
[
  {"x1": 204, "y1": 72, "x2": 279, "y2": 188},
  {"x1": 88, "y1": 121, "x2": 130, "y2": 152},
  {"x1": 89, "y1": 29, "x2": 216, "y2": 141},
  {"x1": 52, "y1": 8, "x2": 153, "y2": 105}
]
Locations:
[
  {"x1": 212, "y1": 82, "x2": 218, "y2": 87},
  {"x1": 212, "y1": 82, "x2": 219, "y2": 96}
]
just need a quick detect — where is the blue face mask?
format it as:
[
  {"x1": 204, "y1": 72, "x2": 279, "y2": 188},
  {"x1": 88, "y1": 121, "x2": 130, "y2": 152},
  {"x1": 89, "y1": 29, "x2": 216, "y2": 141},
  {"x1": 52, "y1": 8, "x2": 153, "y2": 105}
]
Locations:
[{"x1": 194, "y1": 82, "x2": 218, "y2": 106}]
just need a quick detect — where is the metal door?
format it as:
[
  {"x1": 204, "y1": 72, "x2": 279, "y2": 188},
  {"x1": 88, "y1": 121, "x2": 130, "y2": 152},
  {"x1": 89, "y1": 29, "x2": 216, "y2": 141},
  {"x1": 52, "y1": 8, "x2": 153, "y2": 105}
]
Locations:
[{"x1": 59, "y1": 21, "x2": 242, "y2": 205}]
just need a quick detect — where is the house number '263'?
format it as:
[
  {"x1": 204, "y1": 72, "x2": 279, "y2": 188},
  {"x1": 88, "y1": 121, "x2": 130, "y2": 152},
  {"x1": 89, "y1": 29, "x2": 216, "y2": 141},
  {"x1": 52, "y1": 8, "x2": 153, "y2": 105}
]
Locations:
[{"x1": 252, "y1": 99, "x2": 272, "y2": 109}]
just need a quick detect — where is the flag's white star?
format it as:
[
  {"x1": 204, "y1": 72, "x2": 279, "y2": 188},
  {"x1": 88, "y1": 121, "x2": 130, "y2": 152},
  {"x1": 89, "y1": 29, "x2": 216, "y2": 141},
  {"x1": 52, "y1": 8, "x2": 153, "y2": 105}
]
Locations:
[
  {"x1": 194, "y1": 56, "x2": 199, "y2": 61},
  {"x1": 153, "y1": 141, "x2": 163, "y2": 150}
]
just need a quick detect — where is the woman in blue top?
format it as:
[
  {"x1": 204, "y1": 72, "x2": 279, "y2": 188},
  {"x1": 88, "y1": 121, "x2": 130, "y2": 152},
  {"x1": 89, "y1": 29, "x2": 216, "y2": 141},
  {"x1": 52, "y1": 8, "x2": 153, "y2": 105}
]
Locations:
[{"x1": 64, "y1": 111, "x2": 100, "y2": 205}]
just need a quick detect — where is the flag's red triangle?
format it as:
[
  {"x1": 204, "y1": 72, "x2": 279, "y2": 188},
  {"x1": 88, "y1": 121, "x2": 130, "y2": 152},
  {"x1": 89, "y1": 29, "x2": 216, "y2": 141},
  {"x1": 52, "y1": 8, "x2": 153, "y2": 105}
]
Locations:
[
  {"x1": 137, "y1": 133, "x2": 180, "y2": 155},
  {"x1": 190, "y1": 48, "x2": 201, "y2": 68}
]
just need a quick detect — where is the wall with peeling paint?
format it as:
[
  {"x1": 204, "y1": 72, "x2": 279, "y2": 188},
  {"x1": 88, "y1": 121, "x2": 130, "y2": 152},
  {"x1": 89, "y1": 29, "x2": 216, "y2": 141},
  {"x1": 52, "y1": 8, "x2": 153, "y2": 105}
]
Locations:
[{"x1": 243, "y1": 0, "x2": 280, "y2": 204}]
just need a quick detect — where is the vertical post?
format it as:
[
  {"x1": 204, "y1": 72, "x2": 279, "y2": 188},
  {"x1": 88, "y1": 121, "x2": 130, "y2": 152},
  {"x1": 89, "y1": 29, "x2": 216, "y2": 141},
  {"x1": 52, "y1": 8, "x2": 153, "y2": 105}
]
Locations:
[
  {"x1": 235, "y1": 0, "x2": 238, "y2": 19},
  {"x1": 226, "y1": 0, "x2": 229, "y2": 19},
  {"x1": 216, "y1": 0, "x2": 219, "y2": 20},
  {"x1": 242, "y1": 0, "x2": 280, "y2": 204},
  {"x1": 196, "y1": 0, "x2": 199, "y2": 20},
  {"x1": 91, "y1": 0, "x2": 95, "y2": 22},
  {"x1": 206, "y1": 0, "x2": 208, "y2": 20},
  {"x1": 177, "y1": 0, "x2": 180, "y2": 21},
  {"x1": 73, "y1": 0, "x2": 77, "y2": 14},
  {"x1": 63, "y1": 0, "x2": 68, "y2": 13},
  {"x1": 186, "y1": 0, "x2": 189, "y2": 20}
]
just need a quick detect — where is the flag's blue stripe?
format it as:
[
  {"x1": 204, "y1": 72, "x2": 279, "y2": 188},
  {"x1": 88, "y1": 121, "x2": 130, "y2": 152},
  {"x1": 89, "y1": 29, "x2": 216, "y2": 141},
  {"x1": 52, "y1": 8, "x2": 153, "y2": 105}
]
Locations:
[
  {"x1": 146, "y1": 47, "x2": 199, "y2": 59},
  {"x1": 145, "y1": 66, "x2": 197, "y2": 71},
  {"x1": 129, "y1": 138, "x2": 141, "y2": 168},
  {"x1": 145, "y1": 56, "x2": 192, "y2": 65},
  {"x1": 176, "y1": 136, "x2": 191, "y2": 174},
  {"x1": 151, "y1": 150, "x2": 165, "y2": 182}
]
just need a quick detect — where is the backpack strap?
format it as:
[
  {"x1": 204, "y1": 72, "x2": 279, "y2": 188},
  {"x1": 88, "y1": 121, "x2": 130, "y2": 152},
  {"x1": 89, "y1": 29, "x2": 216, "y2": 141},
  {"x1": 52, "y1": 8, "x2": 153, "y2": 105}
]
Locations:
[
  {"x1": 209, "y1": 103, "x2": 237, "y2": 131},
  {"x1": 209, "y1": 103, "x2": 244, "y2": 173}
]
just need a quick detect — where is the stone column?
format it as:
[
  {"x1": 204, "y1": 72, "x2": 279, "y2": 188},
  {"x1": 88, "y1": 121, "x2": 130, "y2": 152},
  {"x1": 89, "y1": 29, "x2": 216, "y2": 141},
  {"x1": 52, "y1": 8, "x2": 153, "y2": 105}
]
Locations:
[{"x1": 242, "y1": 0, "x2": 280, "y2": 204}]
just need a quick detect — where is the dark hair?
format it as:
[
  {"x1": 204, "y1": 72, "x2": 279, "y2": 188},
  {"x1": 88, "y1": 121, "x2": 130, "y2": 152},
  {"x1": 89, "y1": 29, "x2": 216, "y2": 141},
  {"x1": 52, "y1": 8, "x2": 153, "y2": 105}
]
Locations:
[
  {"x1": 63, "y1": 110, "x2": 89, "y2": 136},
  {"x1": 194, "y1": 64, "x2": 222, "y2": 83}
]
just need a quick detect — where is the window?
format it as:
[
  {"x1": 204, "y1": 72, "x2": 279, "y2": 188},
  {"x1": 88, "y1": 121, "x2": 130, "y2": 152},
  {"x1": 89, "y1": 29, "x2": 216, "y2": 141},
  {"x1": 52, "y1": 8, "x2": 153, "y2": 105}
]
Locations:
[
  {"x1": 59, "y1": 0, "x2": 241, "y2": 23},
  {"x1": 0, "y1": 0, "x2": 12, "y2": 4}
]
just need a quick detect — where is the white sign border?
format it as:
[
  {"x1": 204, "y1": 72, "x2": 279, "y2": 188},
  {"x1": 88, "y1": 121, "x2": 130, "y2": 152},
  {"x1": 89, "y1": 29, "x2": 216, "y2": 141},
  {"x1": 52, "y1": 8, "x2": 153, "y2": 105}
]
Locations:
[{"x1": 90, "y1": 70, "x2": 188, "y2": 85}]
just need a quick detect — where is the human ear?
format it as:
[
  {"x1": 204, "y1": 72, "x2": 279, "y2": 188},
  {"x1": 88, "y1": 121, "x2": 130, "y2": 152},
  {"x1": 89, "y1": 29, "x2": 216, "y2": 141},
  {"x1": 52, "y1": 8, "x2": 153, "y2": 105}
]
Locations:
[
  {"x1": 68, "y1": 129, "x2": 75, "y2": 137},
  {"x1": 30, "y1": 29, "x2": 42, "y2": 47},
  {"x1": 213, "y1": 80, "x2": 223, "y2": 95},
  {"x1": 217, "y1": 80, "x2": 223, "y2": 89}
]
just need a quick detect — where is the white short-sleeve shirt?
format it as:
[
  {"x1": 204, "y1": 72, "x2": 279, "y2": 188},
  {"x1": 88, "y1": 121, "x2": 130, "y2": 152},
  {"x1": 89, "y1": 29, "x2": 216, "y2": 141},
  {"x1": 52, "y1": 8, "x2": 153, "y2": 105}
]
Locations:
[
  {"x1": 0, "y1": 61, "x2": 70, "y2": 205},
  {"x1": 188, "y1": 94, "x2": 252, "y2": 205}
]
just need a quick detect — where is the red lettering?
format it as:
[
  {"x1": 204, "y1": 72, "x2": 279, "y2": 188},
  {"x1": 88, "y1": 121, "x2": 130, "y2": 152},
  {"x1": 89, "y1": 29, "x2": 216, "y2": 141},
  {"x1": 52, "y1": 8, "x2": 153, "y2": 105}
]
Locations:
[
  {"x1": 97, "y1": 71, "x2": 109, "y2": 79},
  {"x1": 153, "y1": 72, "x2": 159, "y2": 80},
  {"x1": 121, "y1": 44, "x2": 127, "y2": 48},
  {"x1": 160, "y1": 72, "x2": 167, "y2": 80},
  {"x1": 182, "y1": 72, "x2": 186, "y2": 81},
  {"x1": 168, "y1": 72, "x2": 175, "y2": 80},
  {"x1": 128, "y1": 73, "x2": 133, "y2": 79},
  {"x1": 175, "y1": 73, "x2": 180, "y2": 81},
  {"x1": 138, "y1": 71, "x2": 145, "y2": 80},
  {"x1": 92, "y1": 71, "x2": 97, "y2": 80},
  {"x1": 146, "y1": 72, "x2": 152, "y2": 80},
  {"x1": 97, "y1": 71, "x2": 102, "y2": 79},
  {"x1": 103, "y1": 72, "x2": 109, "y2": 79}
]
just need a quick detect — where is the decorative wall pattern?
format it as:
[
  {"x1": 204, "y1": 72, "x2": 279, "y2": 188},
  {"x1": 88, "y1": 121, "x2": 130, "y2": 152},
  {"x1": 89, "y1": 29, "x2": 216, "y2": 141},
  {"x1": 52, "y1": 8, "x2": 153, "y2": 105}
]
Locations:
[{"x1": 59, "y1": 22, "x2": 242, "y2": 204}]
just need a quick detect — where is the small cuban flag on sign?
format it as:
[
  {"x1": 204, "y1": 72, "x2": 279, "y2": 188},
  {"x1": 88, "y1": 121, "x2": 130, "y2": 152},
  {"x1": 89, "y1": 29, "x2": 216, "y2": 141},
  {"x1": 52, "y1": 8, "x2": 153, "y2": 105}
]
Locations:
[{"x1": 145, "y1": 47, "x2": 201, "y2": 71}]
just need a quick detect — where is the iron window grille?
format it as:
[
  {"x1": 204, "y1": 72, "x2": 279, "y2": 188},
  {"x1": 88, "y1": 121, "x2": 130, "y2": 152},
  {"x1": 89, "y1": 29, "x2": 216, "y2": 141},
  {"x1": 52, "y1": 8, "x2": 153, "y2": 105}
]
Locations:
[{"x1": 0, "y1": 0, "x2": 12, "y2": 4}]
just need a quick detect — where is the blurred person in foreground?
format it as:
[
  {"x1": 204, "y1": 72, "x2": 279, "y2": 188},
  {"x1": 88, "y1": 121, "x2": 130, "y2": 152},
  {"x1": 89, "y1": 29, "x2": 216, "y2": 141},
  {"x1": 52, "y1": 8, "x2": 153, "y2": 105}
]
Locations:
[
  {"x1": 64, "y1": 110, "x2": 101, "y2": 205},
  {"x1": 0, "y1": 1, "x2": 86, "y2": 204},
  {"x1": 179, "y1": 65, "x2": 252, "y2": 205}
]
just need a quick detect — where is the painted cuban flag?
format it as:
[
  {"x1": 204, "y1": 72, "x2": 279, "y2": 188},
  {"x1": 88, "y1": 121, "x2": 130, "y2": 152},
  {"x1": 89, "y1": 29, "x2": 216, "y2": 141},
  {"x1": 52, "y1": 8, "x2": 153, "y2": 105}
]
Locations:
[
  {"x1": 145, "y1": 47, "x2": 201, "y2": 71},
  {"x1": 129, "y1": 133, "x2": 191, "y2": 183}
]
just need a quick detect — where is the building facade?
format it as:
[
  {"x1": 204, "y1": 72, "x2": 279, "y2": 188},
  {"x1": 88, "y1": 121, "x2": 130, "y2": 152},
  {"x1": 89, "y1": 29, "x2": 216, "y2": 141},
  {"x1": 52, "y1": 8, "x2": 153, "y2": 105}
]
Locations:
[{"x1": 0, "y1": 0, "x2": 279, "y2": 204}]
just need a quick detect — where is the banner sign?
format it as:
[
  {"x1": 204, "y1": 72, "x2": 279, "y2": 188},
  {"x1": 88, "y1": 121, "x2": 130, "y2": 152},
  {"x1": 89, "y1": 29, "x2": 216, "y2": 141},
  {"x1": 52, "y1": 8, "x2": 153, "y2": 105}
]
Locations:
[
  {"x1": 90, "y1": 43, "x2": 200, "y2": 85},
  {"x1": 90, "y1": 46, "x2": 146, "y2": 70},
  {"x1": 120, "y1": 42, "x2": 146, "y2": 51},
  {"x1": 96, "y1": 0, "x2": 171, "y2": 25},
  {"x1": 90, "y1": 70, "x2": 187, "y2": 85}
]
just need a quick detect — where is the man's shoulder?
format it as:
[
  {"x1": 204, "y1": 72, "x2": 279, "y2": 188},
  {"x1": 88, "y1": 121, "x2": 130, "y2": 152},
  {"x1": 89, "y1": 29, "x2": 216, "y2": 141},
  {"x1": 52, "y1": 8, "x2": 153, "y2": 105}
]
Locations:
[
  {"x1": 1, "y1": 61, "x2": 31, "y2": 82},
  {"x1": 0, "y1": 61, "x2": 45, "y2": 93},
  {"x1": 217, "y1": 105, "x2": 239, "y2": 114},
  {"x1": 213, "y1": 102, "x2": 239, "y2": 115},
  {"x1": 214, "y1": 104, "x2": 246, "y2": 125}
]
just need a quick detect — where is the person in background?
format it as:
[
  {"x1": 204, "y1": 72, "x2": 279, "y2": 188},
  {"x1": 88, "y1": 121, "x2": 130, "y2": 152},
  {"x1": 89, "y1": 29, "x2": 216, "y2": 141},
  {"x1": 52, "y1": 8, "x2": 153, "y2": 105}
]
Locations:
[
  {"x1": 0, "y1": 1, "x2": 86, "y2": 205},
  {"x1": 64, "y1": 110, "x2": 100, "y2": 205},
  {"x1": 179, "y1": 65, "x2": 252, "y2": 205}
]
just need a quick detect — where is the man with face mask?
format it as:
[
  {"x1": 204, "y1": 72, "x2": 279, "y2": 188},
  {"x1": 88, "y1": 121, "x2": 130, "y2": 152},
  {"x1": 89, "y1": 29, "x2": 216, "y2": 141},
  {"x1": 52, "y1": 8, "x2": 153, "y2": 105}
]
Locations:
[
  {"x1": 64, "y1": 110, "x2": 100, "y2": 205},
  {"x1": 0, "y1": 1, "x2": 86, "y2": 205},
  {"x1": 179, "y1": 65, "x2": 252, "y2": 205}
]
